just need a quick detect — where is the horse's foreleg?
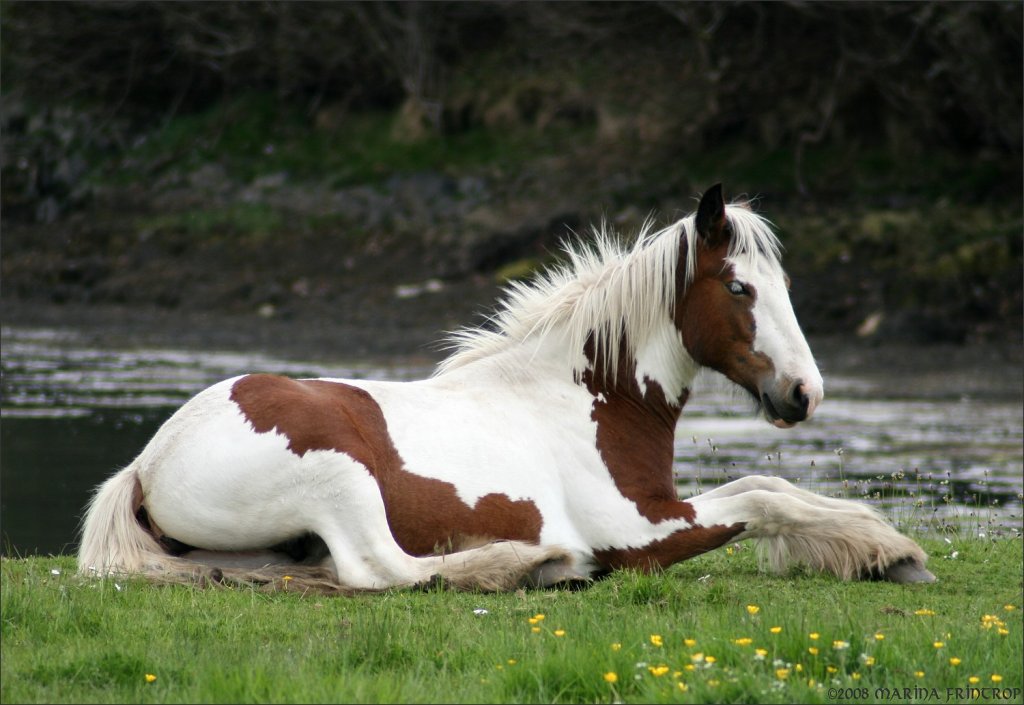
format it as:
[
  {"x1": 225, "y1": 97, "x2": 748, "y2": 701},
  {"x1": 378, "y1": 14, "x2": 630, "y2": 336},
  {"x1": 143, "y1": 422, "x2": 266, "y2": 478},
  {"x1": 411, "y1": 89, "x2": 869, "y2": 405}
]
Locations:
[{"x1": 691, "y1": 485, "x2": 934, "y2": 583}]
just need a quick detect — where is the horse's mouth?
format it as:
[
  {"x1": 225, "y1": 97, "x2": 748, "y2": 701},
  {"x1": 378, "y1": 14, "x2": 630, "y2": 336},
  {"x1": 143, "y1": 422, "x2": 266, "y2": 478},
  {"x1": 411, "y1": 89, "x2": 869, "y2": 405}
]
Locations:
[{"x1": 761, "y1": 393, "x2": 798, "y2": 429}]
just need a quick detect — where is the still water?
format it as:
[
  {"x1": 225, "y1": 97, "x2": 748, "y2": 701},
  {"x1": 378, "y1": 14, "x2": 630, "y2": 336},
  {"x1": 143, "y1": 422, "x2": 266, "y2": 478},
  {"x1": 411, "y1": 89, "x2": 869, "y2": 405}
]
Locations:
[{"x1": 2, "y1": 325, "x2": 1021, "y2": 557}]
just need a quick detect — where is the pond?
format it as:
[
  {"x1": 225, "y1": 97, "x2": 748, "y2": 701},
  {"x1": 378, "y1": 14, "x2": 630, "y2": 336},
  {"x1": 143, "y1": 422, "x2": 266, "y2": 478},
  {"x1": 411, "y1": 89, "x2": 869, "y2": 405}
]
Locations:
[{"x1": 2, "y1": 325, "x2": 1021, "y2": 558}]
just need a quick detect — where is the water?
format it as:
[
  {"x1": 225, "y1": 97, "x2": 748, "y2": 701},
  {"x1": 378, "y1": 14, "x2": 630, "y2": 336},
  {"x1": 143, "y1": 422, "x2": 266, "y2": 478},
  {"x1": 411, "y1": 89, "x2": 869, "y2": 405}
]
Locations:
[{"x1": 2, "y1": 326, "x2": 1021, "y2": 557}]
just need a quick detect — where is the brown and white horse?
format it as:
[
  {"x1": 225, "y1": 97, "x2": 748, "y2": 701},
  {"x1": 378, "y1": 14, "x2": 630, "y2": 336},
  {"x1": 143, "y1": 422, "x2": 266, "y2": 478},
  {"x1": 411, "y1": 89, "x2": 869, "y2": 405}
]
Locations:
[{"x1": 78, "y1": 184, "x2": 935, "y2": 592}]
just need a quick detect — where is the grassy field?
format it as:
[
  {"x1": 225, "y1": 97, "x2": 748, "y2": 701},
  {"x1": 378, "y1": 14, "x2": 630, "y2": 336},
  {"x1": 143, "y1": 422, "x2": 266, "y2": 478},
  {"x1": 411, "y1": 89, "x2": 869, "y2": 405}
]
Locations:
[{"x1": 2, "y1": 536, "x2": 1021, "y2": 704}]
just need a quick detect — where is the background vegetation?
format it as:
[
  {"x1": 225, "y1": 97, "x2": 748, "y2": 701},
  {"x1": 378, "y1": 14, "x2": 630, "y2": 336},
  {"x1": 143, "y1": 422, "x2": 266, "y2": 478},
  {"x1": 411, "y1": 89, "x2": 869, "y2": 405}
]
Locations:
[{"x1": 2, "y1": 1, "x2": 1021, "y2": 346}]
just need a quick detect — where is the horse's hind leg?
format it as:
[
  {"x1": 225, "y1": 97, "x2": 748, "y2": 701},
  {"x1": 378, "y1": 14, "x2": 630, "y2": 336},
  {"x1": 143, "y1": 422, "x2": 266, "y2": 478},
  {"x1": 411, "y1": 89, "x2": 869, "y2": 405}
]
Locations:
[{"x1": 692, "y1": 486, "x2": 934, "y2": 583}]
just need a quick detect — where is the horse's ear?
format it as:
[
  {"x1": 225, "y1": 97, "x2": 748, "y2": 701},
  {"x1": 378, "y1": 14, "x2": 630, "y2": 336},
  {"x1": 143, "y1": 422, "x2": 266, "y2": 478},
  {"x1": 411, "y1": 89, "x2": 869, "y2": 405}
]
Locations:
[{"x1": 695, "y1": 183, "x2": 728, "y2": 247}]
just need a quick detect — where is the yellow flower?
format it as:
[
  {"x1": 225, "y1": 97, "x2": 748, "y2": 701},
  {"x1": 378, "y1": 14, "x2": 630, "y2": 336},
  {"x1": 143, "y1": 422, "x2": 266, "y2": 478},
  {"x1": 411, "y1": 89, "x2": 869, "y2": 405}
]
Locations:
[
  {"x1": 997, "y1": 628, "x2": 1010, "y2": 636},
  {"x1": 672, "y1": 671, "x2": 682, "y2": 679},
  {"x1": 678, "y1": 681, "x2": 689, "y2": 692},
  {"x1": 915, "y1": 608, "x2": 936, "y2": 616},
  {"x1": 833, "y1": 640, "x2": 850, "y2": 650},
  {"x1": 650, "y1": 634, "x2": 663, "y2": 647},
  {"x1": 968, "y1": 676, "x2": 980, "y2": 684},
  {"x1": 705, "y1": 655, "x2": 717, "y2": 665},
  {"x1": 282, "y1": 575, "x2": 293, "y2": 583},
  {"x1": 874, "y1": 632, "x2": 885, "y2": 641},
  {"x1": 531, "y1": 627, "x2": 541, "y2": 634},
  {"x1": 1005, "y1": 605, "x2": 1017, "y2": 611},
  {"x1": 770, "y1": 626, "x2": 782, "y2": 634},
  {"x1": 684, "y1": 638, "x2": 697, "y2": 647},
  {"x1": 648, "y1": 665, "x2": 670, "y2": 677},
  {"x1": 610, "y1": 642, "x2": 622, "y2": 651},
  {"x1": 795, "y1": 663, "x2": 804, "y2": 673},
  {"x1": 949, "y1": 657, "x2": 961, "y2": 666},
  {"x1": 553, "y1": 629, "x2": 566, "y2": 637},
  {"x1": 733, "y1": 637, "x2": 753, "y2": 646},
  {"x1": 809, "y1": 632, "x2": 820, "y2": 640},
  {"x1": 991, "y1": 675, "x2": 1003, "y2": 683},
  {"x1": 933, "y1": 641, "x2": 944, "y2": 649},
  {"x1": 726, "y1": 546, "x2": 734, "y2": 555},
  {"x1": 747, "y1": 604, "x2": 760, "y2": 615},
  {"x1": 528, "y1": 617, "x2": 539, "y2": 625},
  {"x1": 914, "y1": 670, "x2": 925, "y2": 678},
  {"x1": 864, "y1": 656, "x2": 876, "y2": 666},
  {"x1": 507, "y1": 659, "x2": 517, "y2": 666},
  {"x1": 827, "y1": 666, "x2": 838, "y2": 674},
  {"x1": 533, "y1": 613, "x2": 545, "y2": 621},
  {"x1": 754, "y1": 648, "x2": 768, "y2": 659},
  {"x1": 690, "y1": 652, "x2": 705, "y2": 663},
  {"x1": 852, "y1": 672, "x2": 861, "y2": 680},
  {"x1": 776, "y1": 668, "x2": 790, "y2": 679},
  {"x1": 603, "y1": 671, "x2": 618, "y2": 684},
  {"x1": 808, "y1": 647, "x2": 819, "y2": 655},
  {"x1": 684, "y1": 663, "x2": 696, "y2": 672},
  {"x1": 144, "y1": 674, "x2": 157, "y2": 684}
]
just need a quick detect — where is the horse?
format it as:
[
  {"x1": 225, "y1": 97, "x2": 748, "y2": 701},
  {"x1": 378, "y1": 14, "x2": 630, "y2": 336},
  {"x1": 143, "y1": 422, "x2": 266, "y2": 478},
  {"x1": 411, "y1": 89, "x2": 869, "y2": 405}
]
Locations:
[{"x1": 77, "y1": 183, "x2": 935, "y2": 593}]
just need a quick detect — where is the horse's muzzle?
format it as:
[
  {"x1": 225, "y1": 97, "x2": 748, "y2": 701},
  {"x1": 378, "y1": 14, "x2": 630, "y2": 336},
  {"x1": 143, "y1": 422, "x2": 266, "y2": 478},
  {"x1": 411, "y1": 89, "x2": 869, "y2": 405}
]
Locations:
[{"x1": 761, "y1": 379, "x2": 821, "y2": 429}]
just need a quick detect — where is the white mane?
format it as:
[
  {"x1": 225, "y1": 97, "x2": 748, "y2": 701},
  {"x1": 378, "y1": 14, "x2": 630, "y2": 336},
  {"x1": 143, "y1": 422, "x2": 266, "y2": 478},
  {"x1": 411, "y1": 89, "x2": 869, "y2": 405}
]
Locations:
[{"x1": 435, "y1": 203, "x2": 783, "y2": 379}]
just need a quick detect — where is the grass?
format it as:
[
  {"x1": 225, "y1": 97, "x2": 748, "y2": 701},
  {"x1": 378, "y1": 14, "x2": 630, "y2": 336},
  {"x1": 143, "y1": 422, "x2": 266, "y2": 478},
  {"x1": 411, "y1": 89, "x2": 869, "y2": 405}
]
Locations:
[{"x1": 2, "y1": 537, "x2": 1021, "y2": 704}]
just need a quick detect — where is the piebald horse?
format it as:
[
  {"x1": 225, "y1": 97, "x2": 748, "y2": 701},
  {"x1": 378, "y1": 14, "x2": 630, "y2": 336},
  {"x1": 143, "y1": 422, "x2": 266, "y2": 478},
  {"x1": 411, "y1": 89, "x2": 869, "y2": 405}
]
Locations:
[{"x1": 78, "y1": 184, "x2": 935, "y2": 592}]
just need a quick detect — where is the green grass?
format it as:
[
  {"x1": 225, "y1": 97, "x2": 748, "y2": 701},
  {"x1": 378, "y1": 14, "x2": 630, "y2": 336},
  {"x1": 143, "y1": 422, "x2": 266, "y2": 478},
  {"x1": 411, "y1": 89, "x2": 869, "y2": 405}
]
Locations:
[{"x1": 3, "y1": 537, "x2": 1021, "y2": 704}]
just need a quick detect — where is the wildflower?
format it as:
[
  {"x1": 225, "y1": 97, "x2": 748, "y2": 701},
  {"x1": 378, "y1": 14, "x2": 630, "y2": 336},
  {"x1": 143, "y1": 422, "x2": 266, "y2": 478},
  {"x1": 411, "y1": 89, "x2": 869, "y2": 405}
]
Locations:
[
  {"x1": 770, "y1": 626, "x2": 782, "y2": 634},
  {"x1": 833, "y1": 640, "x2": 850, "y2": 650},
  {"x1": 949, "y1": 658, "x2": 961, "y2": 666},
  {"x1": 776, "y1": 668, "x2": 790, "y2": 679},
  {"x1": 933, "y1": 641, "x2": 944, "y2": 649},
  {"x1": 528, "y1": 617, "x2": 539, "y2": 625},
  {"x1": 809, "y1": 632, "x2": 820, "y2": 640},
  {"x1": 507, "y1": 659, "x2": 517, "y2": 666},
  {"x1": 282, "y1": 575, "x2": 293, "y2": 583},
  {"x1": 754, "y1": 648, "x2": 768, "y2": 660},
  {"x1": 648, "y1": 665, "x2": 670, "y2": 677},
  {"x1": 808, "y1": 647, "x2": 819, "y2": 656},
  {"x1": 864, "y1": 656, "x2": 876, "y2": 667},
  {"x1": 553, "y1": 629, "x2": 566, "y2": 637},
  {"x1": 968, "y1": 676, "x2": 980, "y2": 684},
  {"x1": 914, "y1": 608, "x2": 936, "y2": 616},
  {"x1": 827, "y1": 666, "x2": 838, "y2": 674},
  {"x1": 852, "y1": 672, "x2": 861, "y2": 680},
  {"x1": 690, "y1": 652, "x2": 705, "y2": 663},
  {"x1": 531, "y1": 627, "x2": 541, "y2": 634},
  {"x1": 705, "y1": 655, "x2": 717, "y2": 665},
  {"x1": 684, "y1": 638, "x2": 697, "y2": 647},
  {"x1": 795, "y1": 664, "x2": 804, "y2": 673},
  {"x1": 991, "y1": 675, "x2": 1003, "y2": 683},
  {"x1": 603, "y1": 672, "x2": 618, "y2": 684},
  {"x1": 734, "y1": 637, "x2": 753, "y2": 646},
  {"x1": 677, "y1": 682, "x2": 689, "y2": 692},
  {"x1": 874, "y1": 632, "x2": 885, "y2": 641},
  {"x1": 747, "y1": 604, "x2": 760, "y2": 615},
  {"x1": 1005, "y1": 605, "x2": 1017, "y2": 611},
  {"x1": 533, "y1": 613, "x2": 545, "y2": 621},
  {"x1": 684, "y1": 664, "x2": 696, "y2": 672},
  {"x1": 610, "y1": 642, "x2": 622, "y2": 651},
  {"x1": 144, "y1": 674, "x2": 157, "y2": 683},
  {"x1": 914, "y1": 670, "x2": 925, "y2": 678},
  {"x1": 650, "y1": 634, "x2": 663, "y2": 647},
  {"x1": 708, "y1": 679, "x2": 720, "y2": 687},
  {"x1": 997, "y1": 628, "x2": 1009, "y2": 636}
]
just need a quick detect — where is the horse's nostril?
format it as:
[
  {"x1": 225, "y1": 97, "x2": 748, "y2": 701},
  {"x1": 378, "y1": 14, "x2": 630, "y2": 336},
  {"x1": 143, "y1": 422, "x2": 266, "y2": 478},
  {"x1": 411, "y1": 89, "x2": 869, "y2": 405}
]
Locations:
[{"x1": 792, "y1": 383, "x2": 809, "y2": 411}]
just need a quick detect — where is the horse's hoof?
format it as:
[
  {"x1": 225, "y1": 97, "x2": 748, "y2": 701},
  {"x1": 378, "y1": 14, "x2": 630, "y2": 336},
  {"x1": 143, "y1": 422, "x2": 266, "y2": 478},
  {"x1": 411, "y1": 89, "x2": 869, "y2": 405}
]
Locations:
[
  {"x1": 883, "y1": 558, "x2": 936, "y2": 584},
  {"x1": 413, "y1": 573, "x2": 446, "y2": 592}
]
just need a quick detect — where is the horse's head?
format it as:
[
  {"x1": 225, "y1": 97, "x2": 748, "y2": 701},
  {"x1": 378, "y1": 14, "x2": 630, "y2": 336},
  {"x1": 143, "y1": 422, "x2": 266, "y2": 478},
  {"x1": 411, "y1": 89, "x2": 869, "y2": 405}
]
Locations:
[{"x1": 676, "y1": 184, "x2": 824, "y2": 428}]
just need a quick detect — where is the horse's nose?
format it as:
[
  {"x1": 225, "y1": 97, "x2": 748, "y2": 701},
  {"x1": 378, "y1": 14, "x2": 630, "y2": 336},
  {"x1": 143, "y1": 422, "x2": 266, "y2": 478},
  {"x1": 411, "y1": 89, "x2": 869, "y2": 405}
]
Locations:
[{"x1": 792, "y1": 383, "x2": 810, "y2": 414}]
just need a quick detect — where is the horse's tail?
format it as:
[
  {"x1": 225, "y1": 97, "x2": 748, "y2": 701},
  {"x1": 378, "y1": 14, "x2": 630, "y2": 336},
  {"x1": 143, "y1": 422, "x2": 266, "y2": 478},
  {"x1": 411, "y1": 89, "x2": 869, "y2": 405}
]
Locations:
[{"x1": 77, "y1": 463, "x2": 170, "y2": 577}]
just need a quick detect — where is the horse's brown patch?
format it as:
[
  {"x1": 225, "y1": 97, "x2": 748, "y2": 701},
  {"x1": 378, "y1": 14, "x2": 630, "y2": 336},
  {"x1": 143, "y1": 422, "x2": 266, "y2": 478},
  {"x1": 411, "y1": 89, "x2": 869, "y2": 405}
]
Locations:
[
  {"x1": 582, "y1": 339, "x2": 696, "y2": 525},
  {"x1": 229, "y1": 374, "x2": 542, "y2": 555},
  {"x1": 593, "y1": 521, "x2": 745, "y2": 572}
]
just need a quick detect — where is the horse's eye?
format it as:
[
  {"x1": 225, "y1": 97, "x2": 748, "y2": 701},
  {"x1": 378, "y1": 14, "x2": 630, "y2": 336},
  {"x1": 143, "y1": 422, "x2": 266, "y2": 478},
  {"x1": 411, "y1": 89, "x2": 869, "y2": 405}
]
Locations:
[{"x1": 727, "y1": 281, "x2": 748, "y2": 296}]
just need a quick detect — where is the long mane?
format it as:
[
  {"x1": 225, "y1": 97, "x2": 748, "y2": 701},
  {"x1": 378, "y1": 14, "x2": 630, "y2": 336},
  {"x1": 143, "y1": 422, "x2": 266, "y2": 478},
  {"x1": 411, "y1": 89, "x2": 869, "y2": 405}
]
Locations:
[{"x1": 434, "y1": 203, "x2": 783, "y2": 378}]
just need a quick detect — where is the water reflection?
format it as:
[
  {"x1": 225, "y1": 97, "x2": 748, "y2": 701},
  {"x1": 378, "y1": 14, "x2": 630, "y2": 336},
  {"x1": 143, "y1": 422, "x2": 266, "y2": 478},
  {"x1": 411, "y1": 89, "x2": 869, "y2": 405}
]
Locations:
[{"x1": 2, "y1": 325, "x2": 1021, "y2": 557}]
